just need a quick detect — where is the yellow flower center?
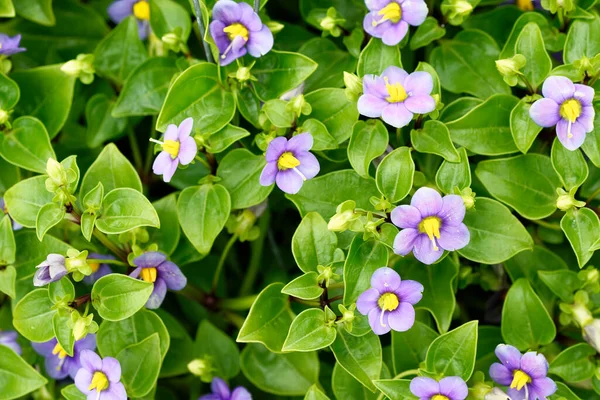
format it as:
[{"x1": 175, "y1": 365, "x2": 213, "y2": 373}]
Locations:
[
  {"x1": 374, "y1": 2, "x2": 402, "y2": 25},
  {"x1": 141, "y1": 267, "x2": 157, "y2": 283},
  {"x1": 419, "y1": 216, "x2": 442, "y2": 251},
  {"x1": 516, "y1": 0, "x2": 534, "y2": 10},
  {"x1": 560, "y1": 99, "x2": 582, "y2": 123},
  {"x1": 432, "y1": 396, "x2": 450, "y2": 400},
  {"x1": 162, "y1": 139, "x2": 180, "y2": 159},
  {"x1": 89, "y1": 262, "x2": 100, "y2": 273},
  {"x1": 377, "y1": 292, "x2": 399, "y2": 311},
  {"x1": 510, "y1": 370, "x2": 531, "y2": 391},
  {"x1": 223, "y1": 23, "x2": 249, "y2": 41},
  {"x1": 384, "y1": 77, "x2": 408, "y2": 103},
  {"x1": 52, "y1": 343, "x2": 68, "y2": 359},
  {"x1": 277, "y1": 152, "x2": 301, "y2": 171},
  {"x1": 89, "y1": 371, "x2": 109, "y2": 393},
  {"x1": 133, "y1": 1, "x2": 150, "y2": 20}
]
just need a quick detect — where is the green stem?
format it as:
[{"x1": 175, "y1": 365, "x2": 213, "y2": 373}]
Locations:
[
  {"x1": 292, "y1": 298, "x2": 321, "y2": 307},
  {"x1": 532, "y1": 219, "x2": 562, "y2": 231},
  {"x1": 254, "y1": 0, "x2": 260, "y2": 12},
  {"x1": 179, "y1": 285, "x2": 206, "y2": 303},
  {"x1": 143, "y1": 115, "x2": 158, "y2": 178},
  {"x1": 239, "y1": 210, "x2": 270, "y2": 296},
  {"x1": 589, "y1": 71, "x2": 600, "y2": 86},
  {"x1": 328, "y1": 282, "x2": 344, "y2": 290},
  {"x1": 87, "y1": 258, "x2": 128, "y2": 267},
  {"x1": 191, "y1": 0, "x2": 214, "y2": 63},
  {"x1": 93, "y1": 229, "x2": 128, "y2": 262},
  {"x1": 586, "y1": 186, "x2": 600, "y2": 204},
  {"x1": 222, "y1": 310, "x2": 245, "y2": 329},
  {"x1": 194, "y1": 155, "x2": 212, "y2": 171},
  {"x1": 393, "y1": 369, "x2": 420, "y2": 379},
  {"x1": 219, "y1": 294, "x2": 258, "y2": 311},
  {"x1": 519, "y1": 73, "x2": 536, "y2": 95},
  {"x1": 212, "y1": 234, "x2": 238, "y2": 292},
  {"x1": 127, "y1": 127, "x2": 143, "y2": 171},
  {"x1": 557, "y1": 8, "x2": 566, "y2": 31}
]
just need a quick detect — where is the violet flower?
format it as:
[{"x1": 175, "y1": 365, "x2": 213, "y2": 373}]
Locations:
[
  {"x1": 83, "y1": 253, "x2": 114, "y2": 285},
  {"x1": 392, "y1": 187, "x2": 469, "y2": 265},
  {"x1": 209, "y1": 0, "x2": 274, "y2": 66},
  {"x1": 108, "y1": 0, "x2": 151, "y2": 39},
  {"x1": 410, "y1": 376, "x2": 469, "y2": 400},
  {"x1": 199, "y1": 377, "x2": 252, "y2": 400},
  {"x1": 0, "y1": 34, "x2": 26, "y2": 56},
  {"x1": 0, "y1": 330, "x2": 21, "y2": 355},
  {"x1": 356, "y1": 267, "x2": 423, "y2": 335},
  {"x1": 130, "y1": 251, "x2": 187, "y2": 309},
  {"x1": 32, "y1": 334, "x2": 97, "y2": 380},
  {"x1": 489, "y1": 344, "x2": 557, "y2": 400},
  {"x1": 259, "y1": 133, "x2": 320, "y2": 195},
  {"x1": 358, "y1": 66, "x2": 436, "y2": 128},
  {"x1": 1, "y1": 197, "x2": 22, "y2": 230},
  {"x1": 151, "y1": 117, "x2": 197, "y2": 183},
  {"x1": 529, "y1": 76, "x2": 595, "y2": 151},
  {"x1": 363, "y1": 0, "x2": 428, "y2": 46},
  {"x1": 33, "y1": 254, "x2": 68, "y2": 287},
  {"x1": 75, "y1": 349, "x2": 127, "y2": 400}
]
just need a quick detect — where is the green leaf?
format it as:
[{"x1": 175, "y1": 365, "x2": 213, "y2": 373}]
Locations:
[
  {"x1": 300, "y1": 88, "x2": 358, "y2": 144},
  {"x1": 117, "y1": 333, "x2": 162, "y2": 398},
  {"x1": 299, "y1": 38, "x2": 357, "y2": 92},
  {"x1": 149, "y1": 0, "x2": 191, "y2": 40},
  {"x1": 0, "y1": 345, "x2": 47, "y2": 400},
  {"x1": 343, "y1": 236, "x2": 388, "y2": 305},
  {"x1": 13, "y1": 288, "x2": 56, "y2": 342},
  {"x1": 332, "y1": 362, "x2": 381, "y2": 400},
  {"x1": 36, "y1": 202, "x2": 65, "y2": 241},
  {"x1": 357, "y1": 38, "x2": 402, "y2": 77},
  {"x1": 305, "y1": 385, "x2": 331, "y2": 400},
  {"x1": 440, "y1": 97, "x2": 483, "y2": 122},
  {"x1": 375, "y1": 147, "x2": 414, "y2": 203},
  {"x1": 474, "y1": 325, "x2": 503, "y2": 375},
  {"x1": 0, "y1": 266, "x2": 16, "y2": 299},
  {"x1": 515, "y1": 23, "x2": 552, "y2": 91},
  {"x1": 501, "y1": 278, "x2": 556, "y2": 351},
  {"x1": 263, "y1": 99, "x2": 295, "y2": 127},
  {"x1": 550, "y1": 344, "x2": 596, "y2": 382},
  {"x1": 91, "y1": 274, "x2": 153, "y2": 321},
  {"x1": 195, "y1": 320, "x2": 240, "y2": 379},
  {"x1": 156, "y1": 309, "x2": 194, "y2": 378},
  {"x1": 0, "y1": 116, "x2": 56, "y2": 174},
  {"x1": 410, "y1": 17, "x2": 446, "y2": 50},
  {"x1": 459, "y1": 198, "x2": 533, "y2": 264},
  {"x1": 392, "y1": 321, "x2": 438, "y2": 374},
  {"x1": 235, "y1": 85, "x2": 261, "y2": 128},
  {"x1": 61, "y1": 384, "x2": 87, "y2": 400},
  {"x1": 0, "y1": 215, "x2": 16, "y2": 265},
  {"x1": 373, "y1": 379, "x2": 413, "y2": 400},
  {"x1": 85, "y1": 94, "x2": 128, "y2": 148},
  {"x1": 435, "y1": 147, "x2": 471, "y2": 194},
  {"x1": 348, "y1": 120, "x2": 389, "y2": 179},
  {"x1": 93, "y1": 16, "x2": 148, "y2": 84},
  {"x1": 237, "y1": 283, "x2": 294, "y2": 352},
  {"x1": 553, "y1": 382, "x2": 583, "y2": 400},
  {"x1": 53, "y1": 313, "x2": 74, "y2": 357},
  {"x1": 0, "y1": 0, "x2": 15, "y2": 18},
  {"x1": 425, "y1": 321, "x2": 478, "y2": 380},
  {"x1": 551, "y1": 138, "x2": 588, "y2": 190},
  {"x1": 511, "y1": 98, "x2": 543, "y2": 154},
  {"x1": 330, "y1": 328, "x2": 381, "y2": 392},
  {"x1": 582, "y1": 109, "x2": 600, "y2": 167},
  {"x1": 0, "y1": 73, "x2": 18, "y2": 111},
  {"x1": 149, "y1": 194, "x2": 180, "y2": 255},
  {"x1": 95, "y1": 188, "x2": 160, "y2": 234},
  {"x1": 301, "y1": 119, "x2": 337, "y2": 151},
  {"x1": 4, "y1": 176, "x2": 52, "y2": 228},
  {"x1": 412, "y1": 120, "x2": 460, "y2": 162},
  {"x1": 538, "y1": 270, "x2": 580, "y2": 303},
  {"x1": 564, "y1": 16, "x2": 600, "y2": 64},
  {"x1": 282, "y1": 272, "x2": 324, "y2": 300},
  {"x1": 283, "y1": 308, "x2": 336, "y2": 352},
  {"x1": 476, "y1": 154, "x2": 561, "y2": 219},
  {"x1": 561, "y1": 207, "x2": 600, "y2": 268},
  {"x1": 206, "y1": 124, "x2": 250, "y2": 154},
  {"x1": 48, "y1": 278, "x2": 75, "y2": 304},
  {"x1": 14, "y1": 0, "x2": 54, "y2": 26},
  {"x1": 500, "y1": 12, "x2": 565, "y2": 58},
  {"x1": 292, "y1": 212, "x2": 337, "y2": 273}
]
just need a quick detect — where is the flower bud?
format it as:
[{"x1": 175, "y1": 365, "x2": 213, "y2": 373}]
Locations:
[
  {"x1": 235, "y1": 66, "x2": 253, "y2": 82},
  {"x1": 61, "y1": 54, "x2": 95, "y2": 85},
  {"x1": 266, "y1": 21, "x2": 284, "y2": 34},
  {"x1": 226, "y1": 209, "x2": 260, "y2": 242},
  {"x1": 484, "y1": 387, "x2": 511, "y2": 400},
  {"x1": 460, "y1": 188, "x2": 476, "y2": 210},
  {"x1": 65, "y1": 249, "x2": 92, "y2": 280},
  {"x1": 286, "y1": 94, "x2": 312, "y2": 117},
  {"x1": 336, "y1": 304, "x2": 356, "y2": 332},
  {"x1": 0, "y1": 109, "x2": 9, "y2": 126},
  {"x1": 363, "y1": 213, "x2": 385, "y2": 240},
  {"x1": 188, "y1": 358, "x2": 214, "y2": 383},
  {"x1": 556, "y1": 187, "x2": 585, "y2": 211},
  {"x1": 370, "y1": 196, "x2": 392, "y2": 213},
  {"x1": 328, "y1": 200, "x2": 360, "y2": 232},
  {"x1": 344, "y1": 72, "x2": 362, "y2": 102},
  {"x1": 317, "y1": 265, "x2": 340, "y2": 287},
  {"x1": 441, "y1": 0, "x2": 474, "y2": 25},
  {"x1": 583, "y1": 319, "x2": 600, "y2": 353},
  {"x1": 495, "y1": 54, "x2": 526, "y2": 87}
]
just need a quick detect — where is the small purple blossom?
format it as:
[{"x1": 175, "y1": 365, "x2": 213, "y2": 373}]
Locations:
[
  {"x1": 364, "y1": 0, "x2": 428, "y2": 46},
  {"x1": 209, "y1": 0, "x2": 274, "y2": 66},
  {"x1": 32, "y1": 334, "x2": 97, "y2": 380},
  {"x1": 151, "y1": 117, "x2": 197, "y2": 183},
  {"x1": 108, "y1": 0, "x2": 150, "y2": 40},
  {"x1": 356, "y1": 267, "x2": 423, "y2": 335},
  {"x1": 75, "y1": 349, "x2": 127, "y2": 400},
  {"x1": 199, "y1": 377, "x2": 252, "y2": 400},
  {"x1": 130, "y1": 251, "x2": 187, "y2": 309},
  {"x1": 358, "y1": 66, "x2": 436, "y2": 128},
  {"x1": 0, "y1": 330, "x2": 21, "y2": 355},
  {"x1": 0, "y1": 34, "x2": 26, "y2": 56},
  {"x1": 259, "y1": 133, "x2": 320, "y2": 195},
  {"x1": 83, "y1": 253, "x2": 114, "y2": 285},
  {"x1": 33, "y1": 254, "x2": 68, "y2": 287},
  {"x1": 489, "y1": 344, "x2": 557, "y2": 400},
  {"x1": 410, "y1": 376, "x2": 468, "y2": 400},
  {"x1": 529, "y1": 76, "x2": 595, "y2": 151},
  {"x1": 392, "y1": 187, "x2": 469, "y2": 265}
]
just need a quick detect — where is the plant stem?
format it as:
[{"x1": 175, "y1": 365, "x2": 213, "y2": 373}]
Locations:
[
  {"x1": 532, "y1": 219, "x2": 562, "y2": 231},
  {"x1": 191, "y1": 0, "x2": 214, "y2": 63},
  {"x1": 222, "y1": 310, "x2": 245, "y2": 328},
  {"x1": 239, "y1": 210, "x2": 270, "y2": 296},
  {"x1": 127, "y1": 127, "x2": 143, "y2": 172},
  {"x1": 291, "y1": 298, "x2": 321, "y2": 307},
  {"x1": 586, "y1": 186, "x2": 600, "y2": 204},
  {"x1": 87, "y1": 258, "x2": 128, "y2": 267},
  {"x1": 220, "y1": 294, "x2": 258, "y2": 311},
  {"x1": 327, "y1": 295, "x2": 343, "y2": 304},
  {"x1": 93, "y1": 229, "x2": 128, "y2": 262},
  {"x1": 212, "y1": 234, "x2": 238, "y2": 292},
  {"x1": 254, "y1": 0, "x2": 260, "y2": 12},
  {"x1": 194, "y1": 155, "x2": 212, "y2": 171},
  {"x1": 393, "y1": 369, "x2": 420, "y2": 379},
  {"x1": 144, "y1": 115, "x2": 158, "y2": 178},
  {"x1": 328, "y1": 282, "x2": 344, "y2": 290}
]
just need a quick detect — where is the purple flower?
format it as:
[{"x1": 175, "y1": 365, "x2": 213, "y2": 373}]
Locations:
[
  {"x1": 0, "y1": 34, "x2": 26, "y2": 56},
  {"x1": 130, "y1": 251, "x2": 187, "y2": 309},
  {"x1": 33, "y1": 254, "x2": 68, "y2": 287},
  {"x1": 83, "y1": 253, "x2": 114, "y2": 285},
  {"x1": 1, "y1": 197, "x2": 22, "y2": 230},
  {"x1": 209, "y1": 0, "x2": 274, "y2": 66},
  {"x1": 75, "y1": 349, "x2": 127, "y2": 400},
  {"x1": 391, "y1": 187, "x2": 469, "y2": 265},
  {"x1": 108, "y1": 0, "x2": 150, "y2": 39},
  {"x1": 364, "y1": 0, "x2": 428, "y2": 46},
  {"x1": 151, "y1": 117, "x2": 197, "y2": 183},
  {"x1": 32, "y1": 334, "x2": 97, "y2": 380},
  {"x1": 0, "y1": 330, "x2": 21, "y2": 355},
  {"x1": 356, "y1": 267, "x2": 423, "y2": 335},
  {"x1": 529, "y1": 76, "x2": 595, "y2": 151},
  {"x1": 358, "y1": 66, "x2": 436, "y2": 128},
  {"x1": 489, "y1": 344, "x2": 557, "y2": 400},
  {"x1": 199, "y1": 377, "x2": 252, "y2": 400},
  {"x1": 410, "y1": 376, "x2": 468, "y2": 400},
  {"x1": 259, "y1": 133, "x2": 320, "y2": 195}
]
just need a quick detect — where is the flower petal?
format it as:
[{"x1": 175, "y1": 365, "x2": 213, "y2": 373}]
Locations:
[
  {"x1": 357, "y1": 288, "x2": 380, "y2": 315},
  {"x1": 31, "y1": 339, "x2": 57, "y2": 357},
  {"x1": 542, "y1": 76, "x2": 575, "y2": 103},
  {"x1": 556, "y1": 119, "x2": 586, "y2": 151},
  {"x1": 231, "y1": 386, "x2": 252, "y2": 400},
  {"x1": 212, "y1": 0, "x2": 242, "y2": 24},
  {"x1": 296, "y1": 152, "x2": 320, "y2": 180},
  {"x1": 368, "y1": 307, "x2": 391, "y2": 335},
  {"x1": 102, "y1": 357, "x2": 122, "y2": 382},
  {"x1": 393, "y1": 228, "x2": 419, "y2": 256},
  {"x1": 382, "y1": 21, "x2": 408, "y2": 46},
  {"x1": 495, "y1": 344, "x2": 522, "y2": 370},
  {"x1": 573, "y1": 84, "x2": 595, "y2": 106},
  {"x1": 382, "y1": 103, "x2": 413, "y2": 128},
  {"x1": 260, "y1": 162, "x2": 278, "y2": 186},
  {"x1": 137, "y1": 20, "x2": 149, "y2": 40},
  {"x1": 371, "y1": 267, "x2": 401, "y2": 291},
  {"x1": 391, "y1": 205, "x2": 422, "y2": 229},
  {"x1": 212, "y1": 377, "x2": 231, "y2": 399},
  {"x1": 75, "y1": 333, "x2": 97, "y2": 352},
  {"x1": 80, "y1": 349, "x2": 103, "y2": 371},
  {"x1": 275, "y1": 169, "x2": 304, "y2": 194},
  {"x1": 357, "y1": 94, "x2": 388, "y2": 118},
  {"x1": 438, "y1": 194, "x2": 466, "y2": 226},
  {"x1": 104, "y1": 381, "x2": 127, "y2": 400},
  {"x1": 157, "y1": 261, "x2": 187, "y2": 290},
  {"x1": 578, "y1": 105, "x2": 595, "y2": 132},
  {"x1": 401, "y1": 0, "x2": 429, "y2": 25},
  {"x1": 287, "y1": 133, "x2": 314, "y2": 153},
  {"x1": 164, "y1": 124, "x2": 178, "y2": 141},
  {"x1": 362, "y1": 74, "x2": 389, "y2": 99},
  {"x1": 520, "y1": 351, "x2": 548, "y2": 379},
  {"x1": 178, "y1": 137, "x2": 197, "y2": 165},
  {"x1": 146, "y1": 278, "x2": 167, "y2": 309},
  {"x1": 178, "y1": 117, "x2": 194, "y2": 139},
  {"x1": 411, "y1": 187, "x2": 443, "y2": 217},
  {"x1": 238, "y1": 2, "x2": 262, "y2": 31},
  {"x1": 489, "y1": 363, "x2": 514, "y2": 386},
  {"x1": 439, "y1": 376, "x2": 468, "y2": 399},
  {"x1": 529, "y1": 377, "x2": 557, "y2": 398},
  {"x1": 45, "y1": 355, "x2": 69, "y2": 380},
  {"x1": 365, "y1": 0, "x2": 391, "y2": 11},
  {"x1": 108, "y1": 0, "x2": 134, "y2": 23},
  {"x1": 412, "y1": 234, "x2": 444, "y2": 265},
  {"x1": 247, "y1": 25, "x2": 273, "y2": 57},
  {"x1": 387, "y1": 302, "x2": 415, "y2": 332},
  {"x1": 363, "y1": 12, "x2": 393, "y2": 38},
  {"x1": 438, "y1": 223, "x2": 470, "y2": 251},
  {"x1": 396, "y1": 280, "x2": 424, "y2": 305},
  {"x1": 404, "y1": 71, "x2": 434, "y2": 96},
  {"x1": 219, "y1": 46, "x2": 247, "y2": 66},
  {"x1": 410, "y1": 377, "x2": 440, "y2": 398},
  {"x1": 529, "y1": 98, "x2": 560, "y2": 128},
  {"x1": 133, "y1": 252, "x2": 167, "y2": 268},
  {"x1": 209, "y1": 20, "x2": 229, "y2": 53},
  {"x1": 381, "y1": 66, "x2": 409, "y2": 85},
  {"x1": 75, "y1": 368, "x2": 94, "y2": 395},
  {"x1": 404, "y1": 95, "x2": 436, "y2": 114},
  {"x1": 507, "y1": 387, "x2": 527, "y2": 400},
  {"x1": 266, "y1": 137, "x2": 287, "y2": 162}
]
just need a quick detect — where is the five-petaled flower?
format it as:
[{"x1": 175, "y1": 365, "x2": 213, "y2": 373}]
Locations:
[
  {"x1": 410, "y1": 376, "x2": 469, "y2": 400},
  {"x1": 83, "y1": 253, "x2": 114, "y2": 285},
  {"x1": 32, "y1": 334, "x2": 97, "y2": 380},
  {"x1": 130, "y1": 251, "x2": 187, "y2": 309},
  {"x1": 0, "y1": 330, "x2": 21, "y2": 355},
  {"x1": 209, "y1": 0, "x2": 274, "y2": 66},
  {"x1": 392, "y1": 187, "x2": 469, "y2": 265},
  {"x1": 0, "y1": 34, "x2": 26, "y2": 56},
  {"x1": 529, "y1": 76, "x2": 595, "y2": 151},
  {"x1": 108, "y1": 0, "x2": 151, "y2": 39},
  {"x1": 356, "y1": 267, "x2": 423, "y2": 335},
  {"x1": 489, "y1": 344, "x2": 557, "y2": 400},
  {"x1": 75, "y1": 349, "x2": 127, "y2": 400},
  {"x1": 358, "y1": 66, "x2": 436, "y2": 128},
  {"x1": 33, "y1": 254, "x2": 68, "y2": 287},
  {"x1": 151, "y1": 117, "x2": 197, "y2": 183},
  {"x1": 363, "y1": 0, "x2": 428, "y2": 46},
  {"x1": 199, "y1": 377, "x2": 252, "y2": 400},
  {"x1": 259, "y1": 133, "x2": 320, "y2": 194}
]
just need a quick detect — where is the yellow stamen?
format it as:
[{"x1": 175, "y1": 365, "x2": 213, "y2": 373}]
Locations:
[
  {"x1": 384, "y1": 77, "x2": 408, "y2": 103},
  {"x1": 277, "y1": 152, "x2": 301, "y2": 171},
  {"x1": 560, "y1": 99, "x2": 582, "y2": 123},
  {"x1": 162, "y1": 139, "x2": 180, "y2": 159},
  {"x1": 141, "y1": 267, "x2": 157, "y2": 283},
  {"x1": 432, "y1": 396, "x2": 450, "y2": 400},
  {"x1": 89, "y1": 263, "x2": 100, "y2": 273},
  {"x1": 133, "y1": 1, "x2": 150, "y2": 20},
  {"x1": 88, "y1": 371, "x2": 109, "y2": 393},
  {"x1": 373, "y1": 2, "x2": 402, "y2": 26},
  {"x1": 223, "y1": 23, "x2": 249, "y2": 41},
  {"x1": 510, "y1": 370, "x2": 531, "y2": 391},
  {"x1": 516, "y1": 0, "x2": 534, "y2": 10},
  {"x1": 52, "y1": 343, "x2": 68, "y2": 359},
  {"x1": 377, "y1": 292, "x2": 399, "y2": 311},
  {"x1": 419, "y1": 216, "x2": 441, "y2": 251}
]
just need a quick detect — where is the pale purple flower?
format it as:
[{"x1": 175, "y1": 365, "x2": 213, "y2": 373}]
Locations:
[
  {"x1": 130, "y1": 251, "x2": 187, "y2": 309},
  {"x1": 108, "y1": 0, "x2": 150, "y2": 39},
  {"x1": 199, "y1": 377, "x2": 252, "y2": 400},
  {"x1": 259, "y1": 133, "x2": 320, "y2": 195},
  {"x1": 364, "y1": 0, "x2": 428, "y2": 46},
  {"x1": 358, "y1": 66, "x2": 436, "y2": 128},
  {"x1": 151, "y1": 117, "x2": 197, "y2": 183},
  {"x1": 0, "y1": 34, "x2": 26, "y2": 56},
  {"x1": 33, "y1": 254, "x2": 68, "y2": 287},
  {"x1": 83, "y1": 253, "x2": 113, "y2": 285},
  {"x1": 75, "y1": 350, "x2": 127, "y2": 400},
  {"x1": 209, "y1": 0, "x2": 274, "y2": 66},
  {"x1": 1, "y1": 197, "x2": 22, "y2": 230},
  {"x1": 0, "y1": 331, "x2": 21, "y2": 355},
  {"x1": 32, "y1": 334, "x2": 97, "y2": 380},
  {"x1": 410, "y1": 376, "x2": 468, "y2": 400},
  {"x1": 356, "y1": 267, "x2": 423, "y2": 335},
  {"x1": 392, "y1": 187, "x2": 469, "y2": 265},
  {"x1": 489, "y1": 344, "x2": 557, "y2": 400},
  {"x1": 529, "y1": 76, "x2": 595, "y2": 151}
]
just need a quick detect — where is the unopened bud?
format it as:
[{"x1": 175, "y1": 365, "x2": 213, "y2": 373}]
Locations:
[
  {"x1": 328, "y1": 200, "x2": 360, "y2": 232},
  {"x1": 344, "y1": 72, "x2": 362, "y2": 102},
  {"x1": 336, "y1": 304, "x2": 356, "y2": 332},
  {"x1": 583, "y1": 319, "x2": 600, "y2": 353},
  {"x1": 266, "y1": 21, "x2": 284, "y2": 34},
  {"x1": 235, "y1": 66, "x2": 253, "y2": 82},
  {"x1": 441, "y1": 0, "x2": 474, "y2": 25},
  {"x1": 188, "y1": 358, "x2": 214, "y2": 382},
  {"x1": 61, "y1": 54, "x2": 95, "y2": 85},
  {"x1": 556, "y1": 187, "x2": 585, "y2": 211},
  {"x1": 0, "y1": 109, "x2": 8, "y2": 125}
]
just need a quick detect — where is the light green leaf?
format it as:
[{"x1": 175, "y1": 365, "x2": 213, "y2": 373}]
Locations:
[
  {"x1": 283, "y1": 308, "x2": 336, "y2": 352},
  {"x1": 0, "y1": 215, "x2": 16, "y2": 265},
  {"x1": 292, "y1": 212, "x2": 337, "y2": 273},
  {"x1": 53, "y1": 313, "x2": 74, "y2": 357},
  {"x1": 0, "y1": 73, "x2": 19, "y2": 111},
  {"x1": 36, "y1": 203, "x2": 65, "y2": 241},
  {"x1": 301, "y1": 119, "x2": 337, "y2": 151},
  {"x1": 14, "y1": 0, "x2": 54, "y2": 25},
  {"x1": 282, "y1": 272, "x2": 323, "y2": 300},
  {"x1": 538, "y1": 270, "x2": 580, "y2": 303},
  {"x1": 117, "y1": 333, "x2": 161, "y2": 398},
  {"x1": 425, "y1": 320, "x2": 478, "y2": 380},
  {"x1": 0, "y1": 116, "x2": 55, "y2": 173},
  {"x1": 13, "y1": 288, "x2": 56, "y2": 342},
  {"x1": 195, "y1": 320, "x2": 240, "y2": 379},
  {"x1": 515, "y1": 22, "x2": 552, "y2": 91},
  {"x1": 357, "y1": 38, "x2": 402, "y2": 77},
  {"x1": 561, "y1": 207, "x2": 600, "y2": 268},
  {"x1": 48, "y1": 278, "x2": 75, "y2": 304},
  {"x1": 91, "y1": 275, "x2": 153, "y2": 321},
  {"x1": 0, "y1": 345, "x2": 47, "y2": 400},
  {"x1": 549, "y1": 344, "x2": 596, "y2": 382},
  {"x1": 392, "y1": 321, "x2": 438, "y2": 374},
  {"x1": 0, "y1": 0, "x2": 15, "y2": 18},
  {"x1": 149, "y1": 0, "x2": 191, "y2": 40},
  {"x1": 435, "y1": 147, "x2": 471, "y2": 194},
  {"x1": 206, "y1": 124, "x2": 250, "y2": 154},
  {"x1": 343, "y1": 236, "x2": 388, "y2": 305},
  {"x1": 305, "y1": 384, "x2": 331, "y2": 400},
  {"x1": 551, "y1": 138, "x2": 588, "y2": 190},
  {"x1": 61, "y1": 384, "x2": 87, "y2": 400},
  {"x1": 85, "y1": 94, "x2": 128, "y2": 148},
  {"x1": 348, "y1": 120, "x2": 388, "y2": 179},
  {"x1": 4, "y1": 176, "x2": 53, "y2": 228},
  {"x1": 299, "y1": 38, "x2": 357, "y2": 91},
  {"x1": 330, "y1": 328, "x2": 381, "y2": 392},
  {"x1": 510, "y1": 98, "x2": 543, "y2": 154},
  {"x1": 149, "y1": 194, "x2": 180, "y2": 255},
  {"x1": 373, "y1": 379, "x2": 413, "y2": 400},
  {"x1": 263, "y1": 99, "x2": 295, "y2": 128},
  {"x1": 375, "y1": 147, "x2": 414, "y2": 203},
  {"x1": 410, "y1": 17, "x2": 446, "y2": 50},
  {"x1": 0, "y1": 265, "x2": 16, "y2": 299},
  {"x1": 332, "y1": 362, "x2": 381, "y2": 400},
  {"x1": 95, "y1": 188, "x2": 160, "y2": 234},
  {"x1": 411, "y1": 120, "x2": 460, "y2": 162},
  {"x1": 564, "y1": 16, "x2": 600, "y2": 64},
  {"x1": 300, "y1": 88, "x2": 358, "y2": 144}
]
